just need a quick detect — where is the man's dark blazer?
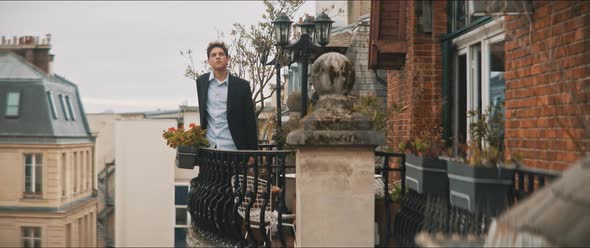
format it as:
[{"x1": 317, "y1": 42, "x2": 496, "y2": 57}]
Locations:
[{"x1": 196, "y1": 73, "x2": 258, "y2": 150}]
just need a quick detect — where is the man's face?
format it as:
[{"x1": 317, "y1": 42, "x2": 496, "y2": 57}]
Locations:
[{"x1": 208, "y1": 47, "x2": 229, "y2": 71}]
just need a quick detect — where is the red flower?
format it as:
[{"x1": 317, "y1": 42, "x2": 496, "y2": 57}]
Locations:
[
  {"x1": 168, "y1": 127, "x2": 176, "y2": 132},
  {"x1": 189, "y1": 123, "x2": 196, "y2": 129}
]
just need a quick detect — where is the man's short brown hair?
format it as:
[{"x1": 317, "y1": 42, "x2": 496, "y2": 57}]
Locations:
[{"x1": 206, "y1": 41, "x2": 229, "y2": 59}]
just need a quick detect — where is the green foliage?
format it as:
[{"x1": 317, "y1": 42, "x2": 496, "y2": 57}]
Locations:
[
  {"x1": 162, "y1": 123, "x2": 209, "y2": 149},
  {"x1": 464, "y1": 102, "x2": 506, "y2": 166},
  {"x1": 398, "y1": 125, "x2": 446, "y2": 159}
]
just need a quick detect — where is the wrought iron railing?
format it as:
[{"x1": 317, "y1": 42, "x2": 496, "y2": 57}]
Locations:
[
  {"x1": 386, "y1": 161, "x2": 562, "y2": 247},
  {"x1": 374, "y1": 151, "x2": 406, "y2": 247},
  {"x1": 187, "y1": 148, "x2": 295, "y2": 247}
]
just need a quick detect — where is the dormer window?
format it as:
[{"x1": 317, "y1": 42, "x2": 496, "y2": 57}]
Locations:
[
  {"x1": 59, "y1": 94, "x2": 70, "y2": 120},
  {"x1": 65, "y1": 95, "x2": 76, "y2": 121},
  {"x1": 47, "y1": 91, "x2": 58, "y2": 119},
  {"x1": 5, "y1": 91, "x2": 21, "y2": 117}
]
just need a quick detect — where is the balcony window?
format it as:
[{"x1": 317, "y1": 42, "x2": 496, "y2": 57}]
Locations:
[
  {"x1": 451, "y1": 18, "x2": 505, "y2": 153},
  {"x1": 22, "y1": 227, "x2": 41, "y2": 248},
  {"x1": 5, "y1": 91, "x2": 21, "y2": 117},
  {"x1": 47, "y1": 91, "x2": 59, "y2": 119},
  {"x1": 59, "y1": 94, "x2": 70, "y2": 120},
  {"x1": 24, "y1": 154, "x2": 43, "y2": 196}
]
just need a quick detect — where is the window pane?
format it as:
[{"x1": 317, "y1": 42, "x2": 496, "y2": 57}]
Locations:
[
  {"x1": 66, "y1": 96, "x2": 76, "y2": 120},
  {"x1": 33, "y1": 227, "x2": 41, "y2": 238},
  {"x1": 23, "y1": 239, "x2": 32, "y2": 248},
  {"x1": 176, "y1": 207, "x2": 187, "y2": 225},
  {"x1": 47, "y1": 91, "x2": 58, "y2": 119},
  {"x1": 33, "y1": 239, "x2": 41, "y2": 248},
  {"x1": 457, "y1": 54, "x2": 467, "y2": 146},
  {"x1": 35, "y1": 164, "x2": 42, "y2": 193},
  {"x1": 59, "y1": 94, "x2": 70, "y2": 120},
  {"x1": 174, "y1": 228, "x2": 187, "y2": 248},
  {"x1": 489, "y1": 41, "x2": 506, "y2": 107},
  {"x1": 7, "y1": 92, "x2": 20, "y2": 105},
  {"x1": 25, "y1": 155, "x2": 32, "y2": 192},
  {"x1": 5, "y1": 106, "x2": 19, "y2": 116},
  {"x1": 6, "y1": 92, "x2": 20, "y2": 117},
  {"x1": 175, "y1": 186, "x2": 188, "y2": 205}
]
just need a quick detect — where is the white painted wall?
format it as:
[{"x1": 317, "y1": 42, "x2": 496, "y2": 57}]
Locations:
[{"x1": 115, "y1": 119, "x2": 176, "y2": 247}]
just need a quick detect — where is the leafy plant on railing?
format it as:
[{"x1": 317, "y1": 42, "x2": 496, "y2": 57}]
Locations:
[
  {"x1": 375, "y1": 182, "x2": 405, "y2": 203},
  {"x1": 162, "y1": 123, "x2": 209, "y2": 149}
]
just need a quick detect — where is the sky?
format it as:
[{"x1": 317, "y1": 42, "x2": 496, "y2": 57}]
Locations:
[{"x1": 0, "y1": 1, "x2": 315, "y2": 113}]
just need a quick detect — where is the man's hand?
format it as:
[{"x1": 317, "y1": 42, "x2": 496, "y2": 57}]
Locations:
[{"x1": 247, "y1": 156, "x2": 255, "y2": 166}]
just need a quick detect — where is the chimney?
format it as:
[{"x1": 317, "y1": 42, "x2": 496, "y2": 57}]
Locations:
[{"x1": 0, "y1": 33, "x2": 54, "y2": 75}]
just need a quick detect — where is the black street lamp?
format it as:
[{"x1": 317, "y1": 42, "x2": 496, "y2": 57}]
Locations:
[{"x1": 272, "y1": 12, "x2": 333, "y2": 118}]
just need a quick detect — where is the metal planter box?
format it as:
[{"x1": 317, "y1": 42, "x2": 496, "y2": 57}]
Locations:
[
  {"x1": 447, "y1": 160, "x2": 514, "y2": 213},
  {"x1": 176, "y1": 146, "x2": 199, "y2": 169},
  {"x1": 405, "y1": 154, "x2": 448, "y2": 195}
]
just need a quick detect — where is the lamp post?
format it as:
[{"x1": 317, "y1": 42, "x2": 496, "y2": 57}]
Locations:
[{"x1": 272, "y1": 12, "x2": 333, "y2": 118}]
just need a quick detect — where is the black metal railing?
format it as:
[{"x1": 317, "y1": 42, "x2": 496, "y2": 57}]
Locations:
[
  {"x1": 388, "y1": 161, "x2": 562, "y2": 247},
  {"x1": 374, "y1": 151, "x2": 406, "y2": 247},
  {"x1": 188, "y1": 148, "x2": 295, "y2": 248}
]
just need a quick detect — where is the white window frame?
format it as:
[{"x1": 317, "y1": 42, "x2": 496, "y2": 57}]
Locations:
[
  {"x1": 65, "y1": 95, "x2": 76, "y2": 121},
  {"x1": 47, "y1": 91, "x2": 59, "y2": 119},
  {"x1": 5, "y1": 91, "x2": 21, "y2": 117},
  {"x1": 21, "y1": 226, "x2": 42, "y2": 248},
  {"x1": 452, "y1": 17, "x2": 505, "y2": 143},
  {"x1": 24, "y1": 154, "x2": 43, "y2": 195}
]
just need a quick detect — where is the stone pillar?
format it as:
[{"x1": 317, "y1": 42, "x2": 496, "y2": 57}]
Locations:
[{"x1": 287, "y1": 52, "x2": 384, "y2": 247}]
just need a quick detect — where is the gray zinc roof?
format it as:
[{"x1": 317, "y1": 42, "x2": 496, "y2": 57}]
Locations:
[{"x1": 0, "y1": 51, "x2": 92, "y2": 144}]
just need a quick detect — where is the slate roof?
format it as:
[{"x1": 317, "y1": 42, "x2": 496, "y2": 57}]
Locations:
[{"x1": 0, "y1": 51, "x2": 92, "y2": 144}]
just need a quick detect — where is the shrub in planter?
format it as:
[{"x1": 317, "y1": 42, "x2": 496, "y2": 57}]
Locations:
[
  {"x1": 448, "y1": 103, "x2": 515, "y2": 213},
  {"x1": 375, "y1": 183, "x2": 404, "y2": 246},
  {"x1": 162, "y1": 123, "x2": 209, "y2": 169},
  {"x1": 399, "y1": 126, "x2": 449, "y2": 195}
]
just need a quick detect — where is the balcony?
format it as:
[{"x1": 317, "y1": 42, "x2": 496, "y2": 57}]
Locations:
[{"x1": 186, "y1": 146, "x2": 562, "y2": 247}]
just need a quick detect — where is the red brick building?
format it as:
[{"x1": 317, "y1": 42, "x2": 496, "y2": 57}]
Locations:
[{"x1": 370, "y1": 0, "x2": 589, "y2": 171}]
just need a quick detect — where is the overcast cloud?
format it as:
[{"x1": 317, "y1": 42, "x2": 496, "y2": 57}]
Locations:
[{"x1": 0, "y1": 1, "x2": 314, "y2": 113}]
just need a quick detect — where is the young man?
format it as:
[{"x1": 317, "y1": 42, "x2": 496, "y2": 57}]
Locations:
[{"x1": 196, "y1": 41, "x2": 258, "y2": 151}]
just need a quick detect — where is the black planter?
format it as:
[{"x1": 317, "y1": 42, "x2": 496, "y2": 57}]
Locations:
[
  {"x1": 447, "y1": 160, "x2": 514, "y2": 213},
  {"x1": 404, "y1": 154, "x2": 448, "y2": 195},
  {"x1": 176, "y1": 146, "x2": 199, "y2": 169}
]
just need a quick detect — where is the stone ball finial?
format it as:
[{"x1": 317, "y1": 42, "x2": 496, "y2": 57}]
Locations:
[{"x1": 311, "y1": 52, "x2": 355, "y2": 96}]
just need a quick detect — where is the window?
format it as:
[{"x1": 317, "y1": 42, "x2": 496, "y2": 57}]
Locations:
[
  {"x1": 65, "y1": 95, "x2": 76, "y2": 120},
  {"x1": 47, "y1": 91, "x2": 58, "y2": 119},
  {"x1": 59, "y1": 94, "x2": 70, "y2": 120},
  {"x1": 24, "y1": 154, "x2": 42, "y2": 195},
  {"x1": 22, "y1": 227, "x2": 41, "y2": 248},
  {"x1": 174, "y1": 185, "x2": 190, "y2": 248},
  {"x1": 5, "y1": 91, "x2": 21, "y2": 117},
  {"x1": 451, "y1": 18, "x2": 505, "y2": 153},
  {"x1": 451, "y1": 0, "x2": 485, "y2": 32},
  {"x1": 73, "y1": 152, "x2": 78, "y2": 193}
]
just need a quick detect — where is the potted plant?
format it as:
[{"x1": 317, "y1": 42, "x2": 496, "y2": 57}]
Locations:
[
  {"x1": 399, "y1": 126, "x2": 449, "y2": 195},
  {"x1": 447, "y1": 103, "x2": 514, "y2": 212},
  {"x1": 162, "y1": 123, "x2": 209, "y2": 169}
]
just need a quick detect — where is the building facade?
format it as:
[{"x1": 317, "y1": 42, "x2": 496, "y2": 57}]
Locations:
[
  {"x1": 0, "y1": 35, "x2": 97, "y2": 247},
  {"x1": 370, "y1": 0, "x2": 589, "y2": 170}
]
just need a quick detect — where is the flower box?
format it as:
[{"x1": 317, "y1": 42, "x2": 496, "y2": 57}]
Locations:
[
  {"x1": 405, "y1": 154, "x2": 448, "y2": 195},
  {"x1": 176, "y1": 146, "x2": 199, "y2": 169},
  {"x1": 447, "y1": 160, "x2": 514, "y2": 213}
]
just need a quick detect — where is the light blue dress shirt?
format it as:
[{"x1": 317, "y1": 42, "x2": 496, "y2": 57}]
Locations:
[{"x1": 206, "y1": 72, "x2": 237, "y2": 150}]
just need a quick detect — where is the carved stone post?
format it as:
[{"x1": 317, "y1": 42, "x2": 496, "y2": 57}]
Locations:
[{"x1": 287, "y1": 52, "x2": 384, "y2": 247}]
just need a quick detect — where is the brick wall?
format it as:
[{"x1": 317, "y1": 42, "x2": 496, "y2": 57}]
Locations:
[
  {"x1": 504, "y1": 0, "x2": 590, "y2": 171},
  {"x1": 386, "y1": 1, "x2": 447, "y2": 150}
]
